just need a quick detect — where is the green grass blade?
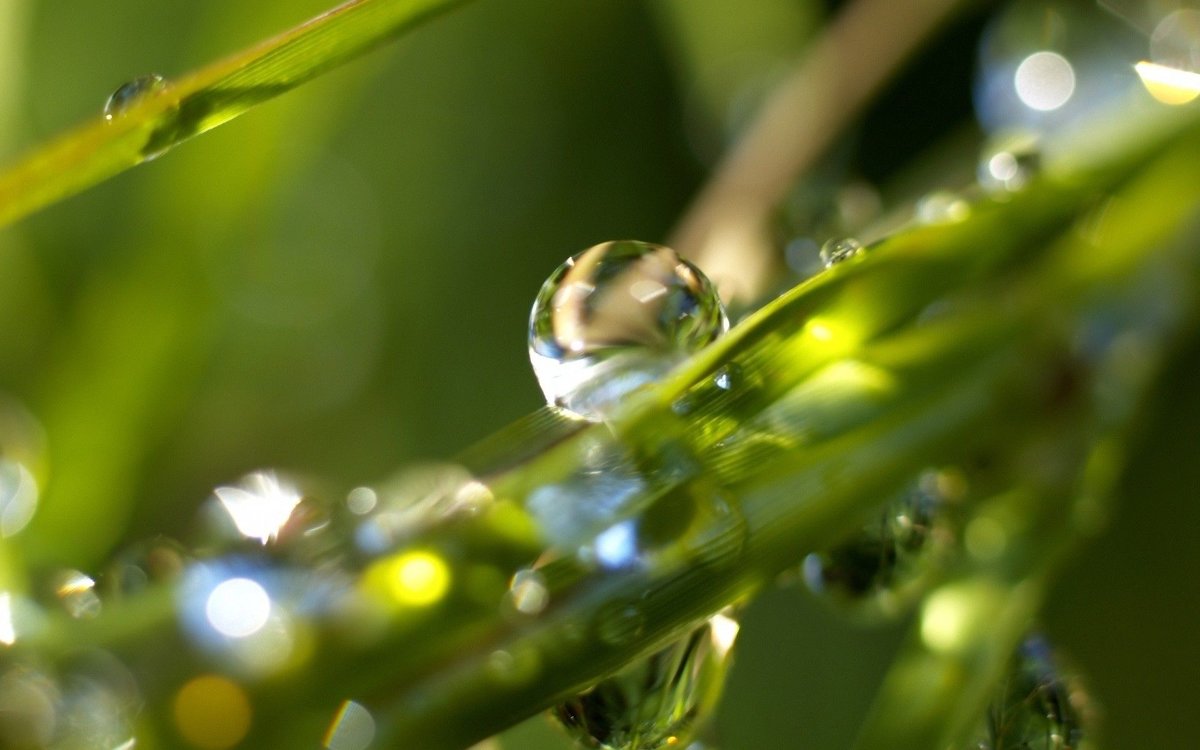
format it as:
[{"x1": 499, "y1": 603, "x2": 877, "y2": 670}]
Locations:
[{"x1": 0, "y1": 0, "x2": 467, "y2": 229}]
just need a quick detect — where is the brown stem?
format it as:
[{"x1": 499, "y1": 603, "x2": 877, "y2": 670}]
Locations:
[{"x1": 670, "y1": 0, "x2": 972, "y2": 303}]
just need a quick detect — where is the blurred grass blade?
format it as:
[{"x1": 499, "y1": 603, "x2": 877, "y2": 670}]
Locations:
[
  {"x1": 853, "y1": 125, "x2": 1200, "y2": 750},
  {"x1": 0, "y1": 0, "x2": 467, "y2": 229}
]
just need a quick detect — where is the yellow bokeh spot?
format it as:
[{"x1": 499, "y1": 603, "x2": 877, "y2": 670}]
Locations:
[
  {"x1": 366, "y1": 550, "x2": 451, "y2": 607},
  {"x1": 801, "y1": 315, "x2": 862, "y2": 354},
  {"x1": 920, "y1": 588, "x2": 972, "y2": 654},
  {"x1": 1135, "y1": 61, "x2": 1200, "y2": 105},
  {"x1": 173, "y1": 675, "x2": 251, "y2": 749},
  {"x1": 805, "y1": 318, "x2": 837, "y2": 342},
  {"x1": 919, "y1": 580, "x2": 1008, "y2": 655}
]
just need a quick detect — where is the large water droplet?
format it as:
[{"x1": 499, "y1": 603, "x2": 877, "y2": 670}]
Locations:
[
  {"x1": 103, "y1": 74, "x2": 168, "y2": 121},
  {"x1": 965, "y1": 634, "x2": 1094, "y2": 749},
  {"x1": 802, "y1": 469, "x2": 959, "y2": 621},
  {"x1": 529, "y1": 241, "x2": 728, "y2": 421},
  {"x1": 554, "y1": 612, "x2": 739, "y2": 750},
  {"x1": 819, "y1": 238, "x2": 863, "y2": 268}
]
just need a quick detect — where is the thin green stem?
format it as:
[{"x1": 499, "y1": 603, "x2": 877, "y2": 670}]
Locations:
[{"x1": 0, "y1": 0, "x2": 468, "y2": 229}]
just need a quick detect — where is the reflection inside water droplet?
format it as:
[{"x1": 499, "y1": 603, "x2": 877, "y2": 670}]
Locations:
[
  {"x1": 554, "y1": 612, "x2": 738, "y2": 750},
  {"x1": 525, "y1": 438, "x2": 646, "y2": 554},
  {"x1": 591, "y1": 520, "x2": 639, "y2": 570},
  {"x1": 712, "y1": 364, "x2": 738, "y2": 392},
  {"x1": 966, "y1": 634, "x2": 1093, "y2": 750},
  {"x1": 819, "y1": 238, "x2": 863, "y2": 268},
  {"x1": 212, "y1": 471, "x2": 302, "y2": 545},
  {"x1": 103, "y1": 74, "x2": 168, "y2": 121},
  {"x1": 575, "y1": 479, "x2": 748, "y2": 575},
  {"x1": 803, "y1": 469, "x2": 957, "y2": 621},
  {"x1": 528, "y1": 241, "x2": 728, "y2": 421}
]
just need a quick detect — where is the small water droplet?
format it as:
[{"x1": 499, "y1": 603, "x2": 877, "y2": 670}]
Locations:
[
  {"x1": 100, "y1": 536, "x2": 188, "y2": 599},
  {"x1": 529, "y1": 240, "x2": 728, "y2": 421},
  {"x1": 965, "y1": 634, "x2": 1094, "y2": 750},
  {"x1": 712, "y1": 364, "x2": 738, "y2": 392},
  {"x1": 978, "y1": 134, "x2": 1041, "y2": 194},
  {"x1": 553, "y1": 613, "x2": 738, "y2": 750},
  {"x1": 506, "y1": 569, "x2": 549, "y2": 615},
  {"x1": 915, "y1": 191, "x2": 971, "y2": 225},
  {"x1": 802, "y1": 470, "x2": 953, "y2": 621},
  {"x1": 819, "y1": 238, "x2": 863, "y2": 268},
  {"x1": 53, "y1": 570, "x2": 102, "y2": 620},
  {"x1": 103, "y1": 74, "x2": 168, "y2": 121}
]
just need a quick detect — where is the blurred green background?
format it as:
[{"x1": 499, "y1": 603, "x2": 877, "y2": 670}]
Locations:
[{"x1": 0, "y1": 0, "x2": 1196, "y2": 747}]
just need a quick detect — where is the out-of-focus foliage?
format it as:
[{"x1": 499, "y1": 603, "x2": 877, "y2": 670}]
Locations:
[{"x1": 0, "y1": 0, "x2": 1196, "y2": 748}]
